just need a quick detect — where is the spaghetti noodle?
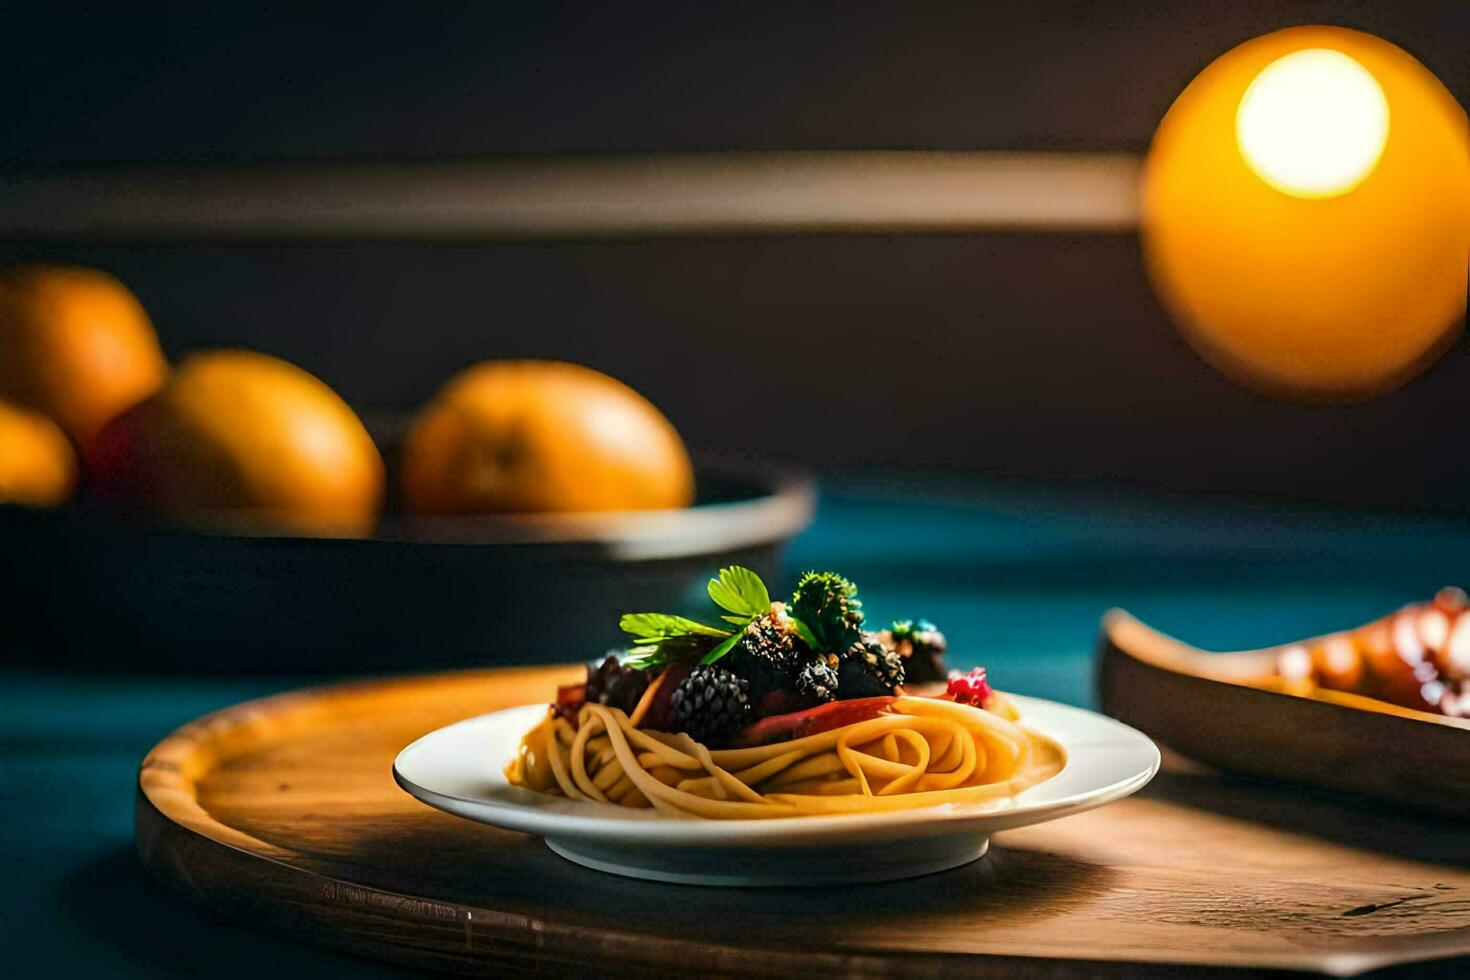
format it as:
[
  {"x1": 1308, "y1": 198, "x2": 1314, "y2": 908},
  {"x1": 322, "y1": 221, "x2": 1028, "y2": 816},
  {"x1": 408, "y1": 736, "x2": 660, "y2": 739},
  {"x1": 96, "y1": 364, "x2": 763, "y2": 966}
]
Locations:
[{"x1": 506, "y1": 693, "x2": 1065, "y2": 819}]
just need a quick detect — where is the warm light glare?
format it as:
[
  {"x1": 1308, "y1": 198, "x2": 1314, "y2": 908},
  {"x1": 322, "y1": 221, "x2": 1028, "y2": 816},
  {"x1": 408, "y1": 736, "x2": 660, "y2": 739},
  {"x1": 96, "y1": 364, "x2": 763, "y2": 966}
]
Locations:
[{"x1": 1236, "y1": 48, "x2": 1390, "y2": 198}]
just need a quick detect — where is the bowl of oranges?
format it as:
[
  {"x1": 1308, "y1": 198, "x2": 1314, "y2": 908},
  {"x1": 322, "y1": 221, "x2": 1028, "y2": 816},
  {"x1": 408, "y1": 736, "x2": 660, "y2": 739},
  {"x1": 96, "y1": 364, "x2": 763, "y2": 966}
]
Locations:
[{"x1": 0, "y1": 264, "x2": 813, "y2": 671}]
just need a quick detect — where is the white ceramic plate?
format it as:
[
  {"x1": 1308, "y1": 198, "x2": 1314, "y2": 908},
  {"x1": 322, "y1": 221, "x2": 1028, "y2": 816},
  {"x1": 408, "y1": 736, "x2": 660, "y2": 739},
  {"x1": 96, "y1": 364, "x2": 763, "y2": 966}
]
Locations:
[{"x1": 393, "y1": 695, "x2": 1159, "y2": 886}]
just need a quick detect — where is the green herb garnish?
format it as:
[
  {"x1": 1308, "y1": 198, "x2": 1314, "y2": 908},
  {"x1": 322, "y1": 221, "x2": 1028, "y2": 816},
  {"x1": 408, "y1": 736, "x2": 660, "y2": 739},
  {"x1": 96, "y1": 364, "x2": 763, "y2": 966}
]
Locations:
[
  {"x1": 707, "y1": 565, "x2": 770, "y2": 622},
  {"x1": 620, "y1": 613, "x2": 730, "y2": 643},
  {"x1": 620, "y1": 615, "x2": 729, "y2": 669},
  {"x1": 789, "y1": 570, "x2": 865, "y2": 651},
  {"x1": 619, "y1": 566, "x2": 821, "y2": 669}
]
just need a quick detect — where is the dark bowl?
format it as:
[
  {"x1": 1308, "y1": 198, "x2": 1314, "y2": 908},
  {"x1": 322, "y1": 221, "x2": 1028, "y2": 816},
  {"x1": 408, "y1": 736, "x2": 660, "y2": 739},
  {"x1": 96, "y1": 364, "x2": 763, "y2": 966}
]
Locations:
[{"x1": 0, "y1": 459, "x2": 813, "y2": 674}]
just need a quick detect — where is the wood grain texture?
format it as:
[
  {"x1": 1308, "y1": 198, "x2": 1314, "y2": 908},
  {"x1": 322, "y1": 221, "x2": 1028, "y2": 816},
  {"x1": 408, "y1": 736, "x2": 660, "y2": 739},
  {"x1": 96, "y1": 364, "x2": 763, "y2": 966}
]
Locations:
[{"x1": 137, "y1": 666, "x2": 1470, "y2": 977}]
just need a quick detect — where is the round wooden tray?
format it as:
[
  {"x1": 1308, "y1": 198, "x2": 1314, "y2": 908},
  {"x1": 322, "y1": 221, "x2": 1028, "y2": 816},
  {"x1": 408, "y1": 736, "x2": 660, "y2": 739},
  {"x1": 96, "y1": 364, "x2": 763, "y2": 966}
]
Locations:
[{"x1": 137, "y1": 666, "x2": 1470, "y2": 977}]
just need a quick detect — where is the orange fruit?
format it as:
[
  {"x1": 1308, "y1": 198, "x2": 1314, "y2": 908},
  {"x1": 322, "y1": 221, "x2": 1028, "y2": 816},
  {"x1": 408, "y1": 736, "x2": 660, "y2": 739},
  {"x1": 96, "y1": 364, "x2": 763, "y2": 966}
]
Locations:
[
  {"x1": 402, "y1": 360, "x2": 694, "y2": 514},
  {"x1": 90, "y1": 350, "x2": 384, "y2": 536},
  {"x1": 0, "y1": 264, "x2": 168, "y2": 450},
  {"x1": 0, "y1": 398, "x2": 77, "y2": 507}
]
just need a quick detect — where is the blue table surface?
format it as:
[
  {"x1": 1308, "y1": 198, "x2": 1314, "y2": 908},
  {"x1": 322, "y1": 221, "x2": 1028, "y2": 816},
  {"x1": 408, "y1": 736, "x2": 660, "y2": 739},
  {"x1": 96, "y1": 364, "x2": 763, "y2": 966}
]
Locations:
[{"x1": 4, "y1": 476, "x2": 1469, "y2": 976}]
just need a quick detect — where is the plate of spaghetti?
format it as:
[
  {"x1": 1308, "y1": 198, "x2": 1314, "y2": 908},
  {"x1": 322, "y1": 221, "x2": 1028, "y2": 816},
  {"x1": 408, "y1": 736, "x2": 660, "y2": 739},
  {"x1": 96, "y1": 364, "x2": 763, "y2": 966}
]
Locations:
[{"x1": 394, "y1": 566, "x2": 1159, "y2": 884}]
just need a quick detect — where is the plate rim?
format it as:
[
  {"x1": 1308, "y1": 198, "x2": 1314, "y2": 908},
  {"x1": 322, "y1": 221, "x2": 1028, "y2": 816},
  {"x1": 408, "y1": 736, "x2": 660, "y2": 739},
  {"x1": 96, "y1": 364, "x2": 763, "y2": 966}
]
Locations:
[{"x1": 393, "y1": 694, "x2": 1161, "y2": 846}]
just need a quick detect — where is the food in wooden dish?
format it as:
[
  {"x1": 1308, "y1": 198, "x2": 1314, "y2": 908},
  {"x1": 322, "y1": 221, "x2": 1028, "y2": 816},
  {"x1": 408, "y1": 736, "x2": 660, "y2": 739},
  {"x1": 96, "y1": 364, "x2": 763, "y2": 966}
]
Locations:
[
  {"x1": 401, "y1": 359, "x2": 694, "y2": 515},
  {"x1": 1271, "y1": 587, "x2": 1470, "y2": 718},
  {"x1": 507, "y1": 567, "x2": 1064, "y2": 817},
  {"x1": 1098, "y1": 598, "x2": 1470, "y2": 816}
]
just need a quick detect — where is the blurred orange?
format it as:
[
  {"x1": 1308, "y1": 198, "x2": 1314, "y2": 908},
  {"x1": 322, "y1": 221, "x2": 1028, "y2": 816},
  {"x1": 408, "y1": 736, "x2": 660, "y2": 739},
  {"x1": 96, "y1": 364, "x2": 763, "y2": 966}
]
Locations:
[
  {"x1": 1142, "y1": 26, "x2": 1470, "y2": 402},
  {"x1": 0, "y1": 398, "x2": 77, "y2": 507},
  {"x1": 90, "y1": 350, "x2": 384, "y2": 536},
  {"x1": 0, "y1": 264, "x2": 169, "y2": 449},
  {"x1": 402, "y1": 360, "x2": 694, "y2": 514}
]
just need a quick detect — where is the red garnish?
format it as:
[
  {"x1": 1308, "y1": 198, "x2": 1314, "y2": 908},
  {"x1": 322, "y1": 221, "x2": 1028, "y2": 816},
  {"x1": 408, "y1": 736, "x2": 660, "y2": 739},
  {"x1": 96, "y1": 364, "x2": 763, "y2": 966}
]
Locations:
[
  {"x1": 734, "y1": 696, "x2": 897, "y2": 747},
  {"x1": 552, "y1": 683, "x2": 586, "y2": 720},
  {"x1": 638, "y1": 662, "x2": 693, "y2": 732},
  {"x1": 946, "y1": 667, "x2": 994, "y2": 707}
]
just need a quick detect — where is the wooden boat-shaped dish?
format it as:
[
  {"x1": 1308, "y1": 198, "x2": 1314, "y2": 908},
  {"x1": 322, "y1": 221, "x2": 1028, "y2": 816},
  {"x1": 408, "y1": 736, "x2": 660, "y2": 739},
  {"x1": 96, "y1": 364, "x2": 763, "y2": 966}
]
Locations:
[{"x1": 1097, "y1": 610, "x2": 1470, "y2": 817}]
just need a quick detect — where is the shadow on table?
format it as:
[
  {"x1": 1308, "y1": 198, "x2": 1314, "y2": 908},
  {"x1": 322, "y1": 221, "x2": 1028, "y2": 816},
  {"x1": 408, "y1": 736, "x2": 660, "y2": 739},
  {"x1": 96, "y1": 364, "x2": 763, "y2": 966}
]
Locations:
[
  {"x1": 56, "y1": 848, "x2": 426, "y2": 979},
  {"x1": 303, "y1": 807, "x2": 1116, "y2": 939},
  {"x1": 1143, "y1": 768, "x2": 1470, "y2": 871},
  {"x1": 57, "y1": 844, "x2": 1470, "y2": 979}
]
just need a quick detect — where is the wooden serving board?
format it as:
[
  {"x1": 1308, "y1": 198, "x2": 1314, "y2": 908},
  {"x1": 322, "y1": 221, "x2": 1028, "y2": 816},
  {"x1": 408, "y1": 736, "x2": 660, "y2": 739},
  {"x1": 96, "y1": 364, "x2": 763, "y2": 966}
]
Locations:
[{"x1": 137, "y1": 667, "x2": 1470, "y2": 977}]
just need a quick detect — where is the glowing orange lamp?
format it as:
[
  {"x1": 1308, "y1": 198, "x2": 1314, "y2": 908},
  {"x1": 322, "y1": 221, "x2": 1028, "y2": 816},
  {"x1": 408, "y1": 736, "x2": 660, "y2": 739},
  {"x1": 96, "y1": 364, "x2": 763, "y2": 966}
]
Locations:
[{"x1": 1142, "y1": 26, "x2": 1470, "y2": 401}]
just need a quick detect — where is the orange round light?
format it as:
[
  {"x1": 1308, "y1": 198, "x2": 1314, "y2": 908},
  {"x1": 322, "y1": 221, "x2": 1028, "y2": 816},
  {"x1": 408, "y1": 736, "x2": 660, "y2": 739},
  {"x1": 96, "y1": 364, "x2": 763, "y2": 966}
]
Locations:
[{"x1": 1142, "y1": 26, "x2": 1470, "y2": 402}]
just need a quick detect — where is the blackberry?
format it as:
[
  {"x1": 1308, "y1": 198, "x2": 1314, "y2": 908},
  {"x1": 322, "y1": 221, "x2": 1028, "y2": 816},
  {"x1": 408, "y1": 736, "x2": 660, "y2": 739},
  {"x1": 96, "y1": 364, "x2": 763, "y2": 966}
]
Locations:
[
  {"x1": 668, "y1": 665, "x2": 750, "y2": 747},
  {"x1": 723, "y1": 606, "x2": 804, "y2": 706},
  {"x1": 883, "y1": 619, "x2": 949, "y2": 684},
  {"x1": 584, "y1": 655, "x2": 650, "y2": 714},
  {"x1": 795, "y1": 654, "x2": 840, "y2": 703},
  {"x1": 838, "y1": 635, "x2": 906, "y2": 697}
]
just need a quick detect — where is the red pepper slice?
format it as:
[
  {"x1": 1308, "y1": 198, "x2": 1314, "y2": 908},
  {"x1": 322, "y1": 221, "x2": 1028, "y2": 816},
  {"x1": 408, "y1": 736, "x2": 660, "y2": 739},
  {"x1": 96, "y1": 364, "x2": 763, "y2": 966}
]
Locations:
[{"x1": 734, "y1": 696, "x2": 898, "y2": 747}]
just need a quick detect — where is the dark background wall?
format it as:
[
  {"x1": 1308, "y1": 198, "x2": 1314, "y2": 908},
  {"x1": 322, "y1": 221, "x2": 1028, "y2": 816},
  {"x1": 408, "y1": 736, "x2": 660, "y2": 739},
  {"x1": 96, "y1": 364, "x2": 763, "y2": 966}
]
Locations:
[
  {"x1": 2, "y1": 2, "x2": 1466, "y2": 507},
  {"x1": 4, "y1": 3, "x2": 1465, "y2": 160}
]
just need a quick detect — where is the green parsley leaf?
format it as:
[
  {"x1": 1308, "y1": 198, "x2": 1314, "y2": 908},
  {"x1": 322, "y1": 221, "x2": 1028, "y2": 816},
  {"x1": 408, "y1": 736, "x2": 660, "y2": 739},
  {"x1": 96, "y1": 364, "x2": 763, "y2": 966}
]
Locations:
[
  {"x1": 620, "y1": 645, "x2": 661, "y2": 669},
  {"x1": 619, "y1": 613, "x2": 731, "y2": 670},
  {"x1": 614, "y1": 566, "x2": 775, "y2": 670},
  {"x1": 707, "y1": 566, "x2": 770, "y2": 620},
  {"x1": 699, "y1": 631, "x2": 744, "y2": 665},
  {"x1": 789, "y1": 615, "x2": 821, "y2": 650},
  {"x1": 619, "y1": 613, "x2": 730, "y2": 642}
]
